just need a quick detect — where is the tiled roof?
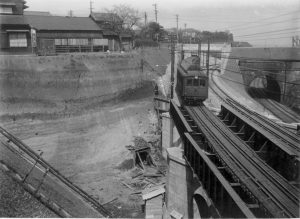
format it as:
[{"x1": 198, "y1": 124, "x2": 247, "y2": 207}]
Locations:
[
  {"x1": 25, "y1": 15, "x2": 101, "y2": 31},
  {"x1": 0, "y1": 14, "x2": 28, "y2": 25},
  {"x1": 0, "y1": 14, "x2": 102, "y2": 31}
]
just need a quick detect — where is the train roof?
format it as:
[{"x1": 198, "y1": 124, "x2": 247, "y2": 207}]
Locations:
[
  {"x1": 178, "y1": 56, "x2": 207, "y2": 77},
  {"x1": 180, "y1": 56, "x2": 201, "y2": 71}
]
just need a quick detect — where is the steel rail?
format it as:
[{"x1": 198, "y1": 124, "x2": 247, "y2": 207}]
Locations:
[
  {"x1": 225, "y1": 99, "x2": 300, "y2": 153},
  {"x1": 247, "y1": 86, "x2": 300, "y2": 123},
  {"x1": 210, "y1": 72, "x2": 300, "y2": 156},
  {"x1": 186, "y1": 105, "x2": 299, "y2": 218},
  {"x1": 184, "y1": 132, "x2": 256, "y2": 218},
  {"x1": 0, "y1": 126, "x2": 111, "y2": 217}
]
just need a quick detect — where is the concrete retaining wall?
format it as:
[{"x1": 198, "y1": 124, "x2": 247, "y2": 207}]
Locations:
[{"x1": 0, "y1": 52, "x2": 153, "y2": 120}]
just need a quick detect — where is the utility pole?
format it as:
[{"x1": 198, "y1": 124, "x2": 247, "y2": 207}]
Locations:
[
  {"x1": 184, "y1": 23, "x2": 186, "y2": 43},
  {"x1": 89, "y1": 0, "x2": 93, "y2": 14},
  {"x1": 206, "y1": 39, "x2": 210, "y2": 77},
  {"x1": 198, "y1": 40, "x2": 201, "y2": 68},
  {"x1": 170, "y1": 36, "x2": 175, "y2": 99},
  {"x1": 153, "y1": 3, "x2": 158, "y2": 23},
  {"x1": 283, "y1": 62, "x2": 287, "y2": 102},
  {"x1": 176, "y1": 14, "x2": 179, "y2": 43},
  {"x1": 144, "y1": 12, "x2": 147, "y2": 26}
]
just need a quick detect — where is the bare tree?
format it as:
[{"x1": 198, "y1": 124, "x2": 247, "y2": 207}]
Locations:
[{"x1": 105, "y1": 4, "x2": 141, "y2": 50}]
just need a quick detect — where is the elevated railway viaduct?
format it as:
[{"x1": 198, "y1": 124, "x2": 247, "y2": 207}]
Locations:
[{"x1": 163, "y1": 99, "x2": 299, "y2": 218}]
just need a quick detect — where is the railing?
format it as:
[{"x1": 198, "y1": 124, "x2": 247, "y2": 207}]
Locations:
[{"x1": 0, "y1": 126, "x2": 111, "y2": 217}]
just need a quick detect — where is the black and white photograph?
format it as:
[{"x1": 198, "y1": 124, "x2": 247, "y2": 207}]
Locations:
[{"x1": 0, "y1": 0, "x2": 299, "y2": 218}]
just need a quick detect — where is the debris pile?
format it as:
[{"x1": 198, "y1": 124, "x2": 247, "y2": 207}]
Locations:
[{"x1": 121, "y1": 136, "x2": 167, "y2": 197}]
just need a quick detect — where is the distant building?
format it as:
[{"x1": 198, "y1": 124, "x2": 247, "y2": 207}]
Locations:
[
  {"x1": 0, "y1": 14, "x2": 105, "y2": 54},
  {"x1": 24, "y1": 11, "x2": 51, "y2": 16},
  {"x1": 90, "y1": 12, "x2": 133, "y2": 51},
  {"x1": 26, "y1": 15, "x2": 105, "y2": 55},
  {"x1": 231, "y1": 41, "x2": 252, "y2": 47},
  {"x1": 0, "y1": 0, "x2": 30, "y2": 53}
]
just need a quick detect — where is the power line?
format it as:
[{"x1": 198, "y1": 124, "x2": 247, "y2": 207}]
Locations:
[
  {"x1": 240, "y1": 35, "x2": 293, "y2": 41},
  {"x1": 235, "y1": 30, "x2": 300, "y2": 39},
  {"x1": 231, "y1": 17, "x2": 300, "y2": 32},
  {"x1": 217, "y1": 64, "x2": 300, "y2": 86},
  {"x1": 227, "y1": 9, "x2": 300, "y2": 30},
  {"x1": 213, "y1": 69, "x2": 300, "y2": 99},
  {"x1": 173, "y1": 50, "x2": 300, "y2": 63},
  {"x1": 235, "y1": 27, "x2": 300, "y2": 38}
]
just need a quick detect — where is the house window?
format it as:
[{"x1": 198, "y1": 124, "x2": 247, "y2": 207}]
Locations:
[
  {"x1": 0, "y1": 6, "x2": 13, "y2": 14},
  {"x1": 9, "y1": 33, "x2": 27, "y2": 47}
]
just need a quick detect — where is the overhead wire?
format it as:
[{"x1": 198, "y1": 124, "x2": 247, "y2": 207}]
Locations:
[
  {"x1": 210, "y1": 68, "x2": 300, "y2": 99},
  {"x1": 234, "y1": 27, "x2": 300, "y2": 38},
  {"x1": 230, "y1": 17, "x2": 300, "y2": 32},
  {"x1": 227, "y1": 9, "x2": 300, "y2": 30}
]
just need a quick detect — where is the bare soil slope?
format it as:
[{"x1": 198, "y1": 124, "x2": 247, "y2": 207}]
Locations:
[{"x1": 0, "y1": 47, "x2": 170, "y2": 217}]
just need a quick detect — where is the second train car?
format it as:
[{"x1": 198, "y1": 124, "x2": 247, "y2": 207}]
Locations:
[{"x1": 176, "y1": 55, "x2": 208, "y2": 105}]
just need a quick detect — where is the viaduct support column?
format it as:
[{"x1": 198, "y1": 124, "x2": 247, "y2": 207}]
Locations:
[{"x1": 165, "y1": 147, "x2": 194, "y2": 218}]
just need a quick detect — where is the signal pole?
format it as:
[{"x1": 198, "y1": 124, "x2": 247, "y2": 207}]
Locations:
[
  {"x1": 170, "y1": 36, "x2": 175, "y2": 99},
  {"x1": 176, "y1": 14, "x2": 179, "y2": 42},
  {"x1": 153, "y1": 3, "x2": 158, "y2": 23}
]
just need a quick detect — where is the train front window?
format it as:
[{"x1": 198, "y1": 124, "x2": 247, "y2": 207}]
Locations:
[
  {"x1": 193, "y1": 79, "x2": 199, "y2": 86},
  {"x1": 200, "y1": 79, "x2": 206, "y2": 86},
  {"x1": 187, "y1": 79, "x2": 193, "y2": 86}
]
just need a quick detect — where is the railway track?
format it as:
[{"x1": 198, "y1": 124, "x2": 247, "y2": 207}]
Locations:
[
  {"x1": 0, "y1": 126, "x2": 111, "y2": 217},
  {"x1": 247, "y1": 84, "x2": 300, "y2": 123},
  {"x1": 210, "y1": 72, "x2": 299, "y2": 158},
  {"x1": 185, "y1": 104, "x2": 299, "y2": 218}
]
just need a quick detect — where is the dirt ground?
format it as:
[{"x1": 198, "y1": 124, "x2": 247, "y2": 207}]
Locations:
[
  {"x1": 0, "y1": 47, "x2": 170, "y2": 217},
  {"x1": 1, "y1": 82, "x2": 165, "y2": 218}
]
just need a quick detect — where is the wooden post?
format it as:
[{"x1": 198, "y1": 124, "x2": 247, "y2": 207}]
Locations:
[
  {"x1": 35, "y1": 168, "x2": 50, "y2": 194},
  {"x1": 170, "y1": 37, "x2": 175, "y2": 99},
  {"x1": 23, "y1": 151, "x2": 43, "y2": 183}
]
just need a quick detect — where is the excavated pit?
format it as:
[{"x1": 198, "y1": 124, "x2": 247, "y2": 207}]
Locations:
[{"x1": 0, "y1": 48, "x2": 170, "y2": 217}]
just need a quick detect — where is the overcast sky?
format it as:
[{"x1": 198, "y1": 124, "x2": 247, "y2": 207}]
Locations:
[{"x1": 25, "y1": 0, "x2": 300, "y2": 46}]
